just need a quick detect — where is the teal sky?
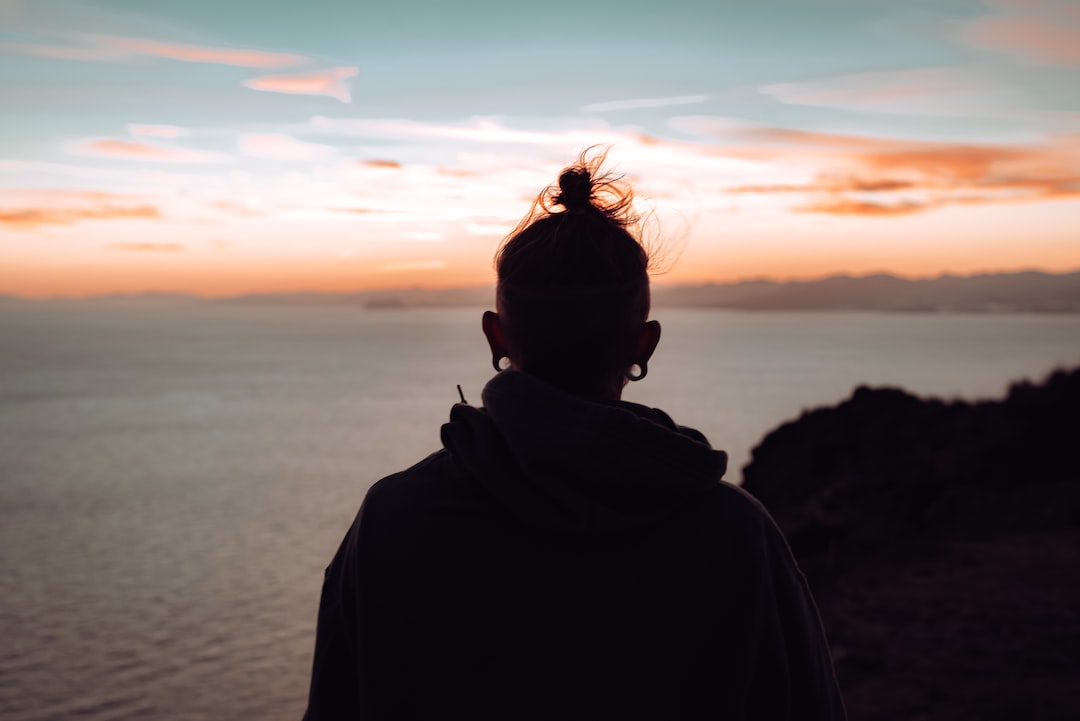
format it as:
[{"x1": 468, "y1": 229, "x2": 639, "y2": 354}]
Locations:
[{"x1": 2, "y1": 0, "x2": 1078, "y2": 296}]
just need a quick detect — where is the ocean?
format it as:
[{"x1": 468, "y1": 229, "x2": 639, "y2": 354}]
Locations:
[{"x1": 2, "y1": 304, "x2": 1079, "y2": 720}]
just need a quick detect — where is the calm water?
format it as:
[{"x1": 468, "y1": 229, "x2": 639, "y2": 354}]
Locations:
[{"x1": 2, "y1": 304, "x2": 1079, "y2": 721}]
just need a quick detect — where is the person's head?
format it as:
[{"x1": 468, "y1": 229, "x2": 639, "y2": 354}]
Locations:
[{"x1": 483, "y1": 149, "x2": 661, "y2": 399}]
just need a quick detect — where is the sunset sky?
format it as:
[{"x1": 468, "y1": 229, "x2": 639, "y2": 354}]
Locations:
[{"x1": 1, "y1": 0, "x2": 1078, "y2": 297}]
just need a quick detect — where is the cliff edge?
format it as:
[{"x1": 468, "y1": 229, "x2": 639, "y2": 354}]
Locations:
[{"x1": 743, "y1": 368, "x2": 1080, "y2": 721}]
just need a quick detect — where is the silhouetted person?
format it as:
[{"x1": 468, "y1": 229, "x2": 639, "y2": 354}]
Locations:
[{"x1": 303, "y1": 152, "x2": 846, "y2": 720}]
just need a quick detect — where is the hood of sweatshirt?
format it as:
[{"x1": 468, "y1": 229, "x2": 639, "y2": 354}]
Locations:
[{"x1": 440, "y1": 370, "x2": 728, "y2": 535}]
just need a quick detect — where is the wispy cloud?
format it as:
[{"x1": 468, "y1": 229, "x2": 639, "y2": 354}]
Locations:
[
  {"x1": 669, "y1": 116, "x2": 900, "y2": 160},
  {"x1": 0, "y1": 158, "x2": 137, "y2": 180},
  {"x1": 796, "y1": 198, "x2": 927, "y2": 216},
  {"x1": 729, "y1": 177, "x2": 916, "y2": 194},
  {"x1": 107, "y1": 242, "x2": 184, "y2": 252},
  {"x1": 309, "y1": 115, "x2": 633, "y2": 147},
  {"x1": 1, "y1": 33, "x2": 309, "y2": 67},
  {"x1": 582, "y1": 95, "x2": 708, "y2": 113},
  {"x1": 963, "y1": 17, "x2": 1080, "y2": 64},
  {"x1": 375, "y1": 259, "x2": 447, "y2": 273},
  {"x1": 961, "y1": 0, "x2": 1080, "y2": 65},
  {"x1": 0, "y1": 190, "x2": 161, "y2": 229},
  {"x1": 244, "y1": 67, "x2": 358, "y2": 102},
  {"x1": 68, "y1": 138, "x2": 230, "y2": 164},
  {"x1": 361, "y1": 158, "x2": 401, "y2": 169},
  {"x1": 90, "y1": 33, "x2": 307, "y2": 66},
  {"x1": 759, "y1": 66, "x2": 1003, "y2": 116},
  {"x1": 237, "y1": 133, "x2": 336, "y2": 161},
  {"x1": 713, "y1": 123, "x2": 1080, "y2": 215},
  {"x1": 128, "y1": 124, "x2": 189, "y2": 139},
  {"x1": 0, "y1": 40, "x2": 120, "y2": 62}
]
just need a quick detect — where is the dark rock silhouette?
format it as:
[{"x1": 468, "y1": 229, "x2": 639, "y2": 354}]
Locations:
[{"x1": 743, "y1": 367, "x2": 1080, "y2": 721}]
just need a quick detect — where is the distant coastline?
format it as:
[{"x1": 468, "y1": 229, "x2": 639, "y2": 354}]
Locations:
[{"x1": 4, "y1": 269, "x2": 1080, "y2": 313}]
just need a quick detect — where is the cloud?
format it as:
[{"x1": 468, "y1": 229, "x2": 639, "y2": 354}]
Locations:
[
  {"x1": 401, "y1": 231, "x2": 444, "y2": 242},
  {"x1": 1, "y1": 33, "x2": 309, "y2": 67},
  {"x1": 210, "y1": 200, "x2": 266, "y2": 217},
  {"x1": 0, "y1": 158, "x2": 136, "y2": 180},
  {"x1": 309, "y1": 115, "x2": 633, "y2": 147},
  {"x1": 465, "y1": 222, "x2": 510, "y2": 236},
  {"x1": 963, "y1": 17, "x2": 1080, "y2": 64},
  {"x1": 128, "y1": 124, "x2": 189, "y2": 139},
  {"x1": 759, "y1": 66, "x2": 1004, "y2": 116},
  {"x1": 244, "y1": 67, "x2": 359, "y2": 102},
  {"x1": 237, "y1": 133, "x2": 336, "y2": 161},
  {"x1": 702, "y1": 120, "x2": 1080, "y2": 215},
  {"x1": 361, "y1": 159, "x2": 401, "y2": 169},
  {"x1": 582, "y1": 95, "x2": 708, "y2": 113},
  {"x1": 795, "y1": 198, "x2": 930, "y2": 216},
  {"x1": 729, "y1": 177, "x2": 916, "y2": 194},
  {"x1": 669, "y1": 116, "x2": 893, "y2": 153},
  {"x1": 0, "y1": 190, "x2": 161, "y2": 229},
  {"x1": 375, "y1": 260, "x2": 447, "y2": 273},
  {"x1": 0, "y1": 40, "x2": 121, "y2": 61},
  {"x1": 107, "y1": 242, "x2": 183, "y2": 252},
  {"x1": 68, "y1": 138, "x2": 230, "y2": 164},
  {"x1": 89, "y1": 33, "x2": 306, "y2": 67},
  {"x1": 961, "y1": 0, "x2": 1080, "y2": 65}
]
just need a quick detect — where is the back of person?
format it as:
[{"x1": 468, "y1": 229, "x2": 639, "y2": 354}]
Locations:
[{"x1": 303, "y1": 151, "x2": 845, "y2": 720}]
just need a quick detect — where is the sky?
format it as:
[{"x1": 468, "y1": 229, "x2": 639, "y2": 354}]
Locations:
[{"x1": 0, "y1": 0, "x2": 1078, "y2": 297}]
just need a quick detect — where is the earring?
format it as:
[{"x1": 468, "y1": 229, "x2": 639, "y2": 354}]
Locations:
[
  {"x1": 626, "y1": 362, "x2": 647, "y2": 381},
  {"x1": 492, "y1": 355, "x2": 511, "y2": 372}
]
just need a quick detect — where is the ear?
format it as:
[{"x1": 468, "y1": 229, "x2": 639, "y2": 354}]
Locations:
[
  {"x1": 482, "y1": 310, "x2": 509, "y2": 361},
  {"x1": 633, "y1": 320, "x2": 661, "y2": 365}
]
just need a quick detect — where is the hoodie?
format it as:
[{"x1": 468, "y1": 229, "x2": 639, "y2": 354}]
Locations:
[{"x1": 303, "y1": 371, "x2": 845, "y2": 720}]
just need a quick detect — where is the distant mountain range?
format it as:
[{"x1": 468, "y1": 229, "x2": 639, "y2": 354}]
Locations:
[
  {"x1": 6, "y1": 270, "x2": 1080, "y2": 312},
  {"x1": 651, "y1": 270, "x2": 1080, "y2": 312}
]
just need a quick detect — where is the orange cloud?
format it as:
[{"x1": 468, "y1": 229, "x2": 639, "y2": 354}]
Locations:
[
  {"x1": 729, "y1": 177, "x2": 916, "y2": 194},
  {"x1": 859, "y1": 143, "x2": 1080, "y2": 197},
  {"x1": 375, "y1": 259, "x2": 447, "y2": 273},
  {"x1": 714, "y1": 124, "x2": 1080, "y2": 216},
  {"x1": 796, "y1": 198, "x2": 929, "y2": 216},
  {"x1": 961, "y1": 1, "x2": 1080, "y2": 65},
  {"x1": 69, "y1": 138, "x2": 229, "y2": 164},
  {"x1": 363, "y1": 159, "x2": 402, "y2": 169},
  {"x1": 82, "y1": 33, "x2": 307, "y2": 67},
  {"x1": 107, "y1": 243, "x2": 184, "y2": 252},
  {"x1": 1, "y1": 34, "x2": 309, "y2": 67},
  {"x1": 730, "y1": 125, "x2": 903, "y2": 152},
  {"x1": 244, "y1": 67, "x2": 358, "y2": 102},
  {"x1": 964, "y1": 17, "x2": 1080, "y2": 65},
  {"x1": 0, "y1": 190, "x2": 161, "y2": 229}
]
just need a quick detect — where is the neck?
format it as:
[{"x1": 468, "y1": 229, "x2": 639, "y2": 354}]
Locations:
[{"x1": 526, "y1": 370, "x2": 626, "y2": 401}]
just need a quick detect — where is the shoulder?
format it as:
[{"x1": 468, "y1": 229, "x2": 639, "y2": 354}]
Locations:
[
  {"x1": 356, "y1": 449, "x2": 487, "y2": 538},
  {"x1": 364, "y1": 449, "x2": 457, "y2": 501},
  {"x1": 700, "y1": 480, "x2": 777, "y2": 532},
  {"x1": 695, "y1": 481, "x2": 801, "y2": 570}
]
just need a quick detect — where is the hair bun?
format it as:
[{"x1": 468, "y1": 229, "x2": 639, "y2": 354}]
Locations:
[{"x1": 555, "y1": 168, "x2": 593, "y2": 210}]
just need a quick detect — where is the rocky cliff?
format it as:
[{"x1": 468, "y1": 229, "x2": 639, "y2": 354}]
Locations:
[{"x1": 743, "y1": 368, "x2": 1080, "y2": 720}]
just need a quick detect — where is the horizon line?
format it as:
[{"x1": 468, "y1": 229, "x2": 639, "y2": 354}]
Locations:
[{"x1": 4, "y1": 265, "x2": 1079, "y2": 303}]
